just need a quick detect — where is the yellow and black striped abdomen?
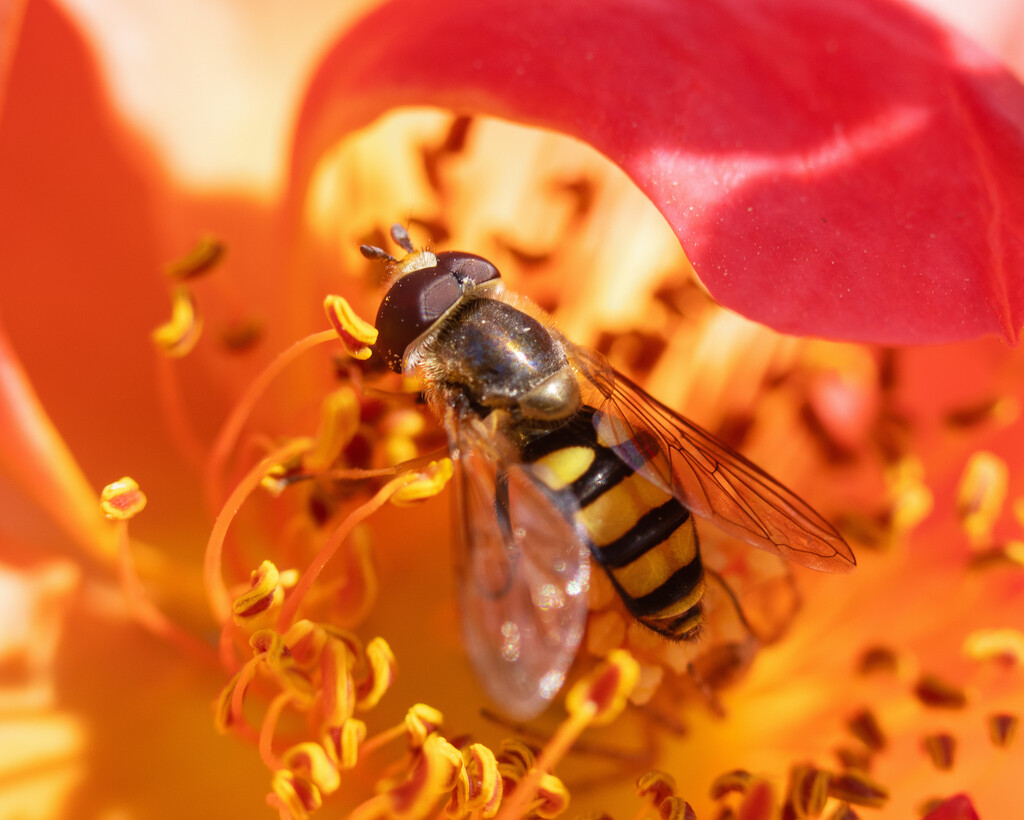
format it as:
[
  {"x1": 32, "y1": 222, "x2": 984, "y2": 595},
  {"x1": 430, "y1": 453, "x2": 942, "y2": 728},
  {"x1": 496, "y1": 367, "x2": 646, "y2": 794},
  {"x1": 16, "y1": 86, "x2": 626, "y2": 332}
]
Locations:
[{"x1": 522, "y1": 407, "x2": 705, "y2": 640}]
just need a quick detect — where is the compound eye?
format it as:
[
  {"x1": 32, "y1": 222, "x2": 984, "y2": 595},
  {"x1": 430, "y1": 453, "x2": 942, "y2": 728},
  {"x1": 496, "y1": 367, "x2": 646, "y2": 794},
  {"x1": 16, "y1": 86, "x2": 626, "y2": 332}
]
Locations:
[
  {"x1": 374, "y1": 266, "x2": 461, "y2": 372},
  {"x1": 436, "y1": 251, "x2": 501, "y2": 289}
]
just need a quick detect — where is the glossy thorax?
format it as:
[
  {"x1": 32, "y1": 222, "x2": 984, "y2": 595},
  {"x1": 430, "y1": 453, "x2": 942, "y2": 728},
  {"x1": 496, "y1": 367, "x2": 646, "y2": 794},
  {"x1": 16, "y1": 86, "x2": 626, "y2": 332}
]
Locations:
[{"x1": 374, "y1": 250, "x2": 581, "y2": 437}]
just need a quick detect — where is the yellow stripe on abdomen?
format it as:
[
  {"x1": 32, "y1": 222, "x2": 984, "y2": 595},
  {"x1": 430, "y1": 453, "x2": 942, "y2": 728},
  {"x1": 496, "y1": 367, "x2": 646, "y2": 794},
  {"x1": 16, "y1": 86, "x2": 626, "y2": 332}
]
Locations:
[
  {"x1": 576, "y1": 471, "x2": 674, "y2": 547},
  {"x1": 531, "y1": 446, "x2": 595, "y2": 491},
  {"x1": 610, "y1": 521, "x2": 700, "y2": 602}
]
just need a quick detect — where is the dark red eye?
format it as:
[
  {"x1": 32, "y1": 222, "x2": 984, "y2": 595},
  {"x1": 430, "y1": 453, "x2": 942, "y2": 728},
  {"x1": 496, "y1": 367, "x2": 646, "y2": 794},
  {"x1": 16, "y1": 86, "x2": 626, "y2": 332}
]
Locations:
[
  {"x1": 374, "y1": 267, "x2": 458, "y2": 372},
  {"x1": 435, "y1": 252, "x2": 500, "y2": 288},
  {"x1": 373, "y1": 252, "x2": 502, "y2": 373}
]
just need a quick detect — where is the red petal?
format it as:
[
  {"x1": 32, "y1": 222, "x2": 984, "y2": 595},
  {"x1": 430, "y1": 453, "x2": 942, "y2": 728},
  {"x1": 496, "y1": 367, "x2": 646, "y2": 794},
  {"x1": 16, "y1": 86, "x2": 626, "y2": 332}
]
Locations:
[
  {"x1": 921, "y1": 794, "x2": 980, "y2": 820},
  {"x1": 0, "y1": 322, "x2": 116, "y2": 562},
  {"x1": 291, "y1": 0, "x2": 1024, "y2": 344},
  {"x1": 0, "y1": 1, "x2": 227, "y2": 543}
]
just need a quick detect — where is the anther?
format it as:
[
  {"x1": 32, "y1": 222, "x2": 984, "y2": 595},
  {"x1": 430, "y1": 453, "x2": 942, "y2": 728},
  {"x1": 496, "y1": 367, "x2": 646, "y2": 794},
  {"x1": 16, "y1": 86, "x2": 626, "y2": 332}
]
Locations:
[
  {"x1": 922, "y1": 733, "x2": 956, "y2": 770},
  {"x1": 636, "y1": 770, "x2": 676, "y2": 805},
  {"x1": 564, "y1": 649, "x2": 640, "y2": 725},
  {"x1": 786, "y1": 763, "x2": 832, "y2": 817},
  {"x1": 164, "y1": 236, "x2": 225, "y2": 280},
  {"x1": 232, "y1": 560, "x2": 285, "y2": 631},
  {"x1": 856, "y1": 646, "x2": 900, "y2": 675},
  {"x1": 846, "y1": 709, "x2": 886, "y2": 752},
  {"x1": 355, "y1": 637, "x2": 396, "y2": 710},
  {"x1": 304, "y1": 387, "x2": 361, "y2": 473},
  {"x1": 962, "y1": 627, "x2": 1024, "y2": 666},
  {"x1": 988, "y1": 713, "x2": 1018, "y2": 748},
  {"x1": 827, "y1": 771, "x2": 889, "y2": 809},
  {"x1": 956, "y1": 451, "x2": 1008, "y2": 546},
  {"x1": 914, "y1": 674, "x2": 968, "y2": 709},
  {"x1": 324, "y1": 294, "x2": 379, "y2": 360},
  {"x1": 100, "y1": 477, "x2": 147, "y2": 520},
  {"x1": 323, "y1": 718, "x2": 365, "y2": 770},
  {"x1": 390, "y1": 459, "x2": 454, "y2": 505},
  {"x1": 152, "y1": 286, "x2": 203, "y2": 357},
  {"x1": 659, "y1": 797, "x2": 696, "y2": 820},
  {"x1": 530, "y1": 774, "x2": 570, "y2": 819}
]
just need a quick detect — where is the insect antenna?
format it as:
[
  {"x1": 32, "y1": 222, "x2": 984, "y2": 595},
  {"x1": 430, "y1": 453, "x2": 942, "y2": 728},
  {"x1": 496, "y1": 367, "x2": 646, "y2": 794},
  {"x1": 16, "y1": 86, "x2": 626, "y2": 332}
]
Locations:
[
  {"x1": 390, "y1": 223, "x2": 415, "y2": 252},
  {"x1": 359, "y1": 244, "x2": 395, "y2": 263}
]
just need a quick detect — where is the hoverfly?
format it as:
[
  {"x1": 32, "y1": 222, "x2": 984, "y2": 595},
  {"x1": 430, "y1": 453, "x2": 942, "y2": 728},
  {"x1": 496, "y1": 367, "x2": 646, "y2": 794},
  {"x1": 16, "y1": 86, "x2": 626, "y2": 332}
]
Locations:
[{"x1": 364, "y1": 225, "x2": 855, "y2": 719}]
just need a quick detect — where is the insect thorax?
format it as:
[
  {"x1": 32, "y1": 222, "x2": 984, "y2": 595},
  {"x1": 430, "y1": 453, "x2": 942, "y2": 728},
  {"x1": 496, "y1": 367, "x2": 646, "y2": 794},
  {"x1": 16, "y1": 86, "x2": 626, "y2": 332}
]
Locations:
[{"x1": 427, "y1": 298, "x2": 581, "y2": 428}]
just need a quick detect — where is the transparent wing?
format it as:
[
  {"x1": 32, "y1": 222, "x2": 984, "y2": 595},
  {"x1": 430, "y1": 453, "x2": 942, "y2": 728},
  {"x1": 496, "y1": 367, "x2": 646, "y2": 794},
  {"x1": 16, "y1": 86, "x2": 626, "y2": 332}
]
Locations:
[
  {"x1": 568, "y1": 344, "x2": 855, "y2": 573},
  {"x1": 449, "y1": 411, "x2": 591, "y2": 720}
]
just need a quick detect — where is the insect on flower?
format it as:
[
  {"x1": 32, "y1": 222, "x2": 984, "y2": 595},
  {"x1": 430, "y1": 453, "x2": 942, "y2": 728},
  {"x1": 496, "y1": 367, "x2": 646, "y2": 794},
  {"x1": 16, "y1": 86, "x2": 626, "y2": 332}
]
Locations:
[{"x1": 365, "y1": 225, "x2": 856, "y2": 719}]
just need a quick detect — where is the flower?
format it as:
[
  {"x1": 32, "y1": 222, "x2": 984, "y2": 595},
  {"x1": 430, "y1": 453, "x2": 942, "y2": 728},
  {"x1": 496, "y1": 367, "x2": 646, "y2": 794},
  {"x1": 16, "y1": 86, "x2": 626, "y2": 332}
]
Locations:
[{"x1": 1, "y1": 1, "x2": 1024, "y2": 819}]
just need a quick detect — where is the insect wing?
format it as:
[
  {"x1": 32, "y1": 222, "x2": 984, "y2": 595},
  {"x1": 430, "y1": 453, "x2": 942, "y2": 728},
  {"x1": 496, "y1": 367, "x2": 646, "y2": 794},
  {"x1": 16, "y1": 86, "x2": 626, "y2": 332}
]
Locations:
[
  {"x1": 568, "y1": 345, "x2": 855, "y2": 573},
  {"x1": 449, "y1": 414, "x2": 591, "y2": 719}
]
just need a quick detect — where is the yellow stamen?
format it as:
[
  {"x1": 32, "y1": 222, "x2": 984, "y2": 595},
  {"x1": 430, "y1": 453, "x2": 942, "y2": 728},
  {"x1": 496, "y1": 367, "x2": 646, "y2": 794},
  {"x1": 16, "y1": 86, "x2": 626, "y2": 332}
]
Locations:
[
  {"x1": 282, "y1": 741, "x2": 341, "y2": 798},
  {"x1": 323, "y1": 718, "x2": 366, "y2": 770},
  {"x1": 564, "y1": 648, "x2": 640, "y2": 727},
  {"x1": 362, "y1": 703, "x2": 444, "y2": 757},
  {"x1": 403, "y1": 704, "x2": 444, "y2": 749},
  {"x1": 962, "y1": 627, "x2": 1024, "y2": 665},
  {"x1": 370, "y1": 733, "x2": 464, "y2": 820},
  {"x1": 956, "y1": 451, "x2": 1009, "y2": 548},
  {"x1": 449, "y1": 742, "x2": 502, "y2": 819},
  {"x1": 530, "y1": 774, "x2": 570, "y2": 819},
  {"x1": 496, "y1": 739, "x2": 535, "y2": 785},
  {"x1": 324, "y1": 294, "x2": 379, "y2": 360},
  {"x1": 636, "y1": 770, "x2": 676, "y2": 805},
  {"x1": 284, "y1": 619, "x2": 334, "y2": 669},
  {"x1": 152, "y1": 285, "x2": 203, "y2": 358},
  {"x1": 304, "y1": 387, "x2": 361, "y2": 473},
  {"x1": 886, "y1": 457, "x2": 933, "y2": 544},
  {"x1": 355, "y1": 637, "x2": 396, "y2": 710},
  {"x1": 382, "y1": 409, "x2": 428, "y2": 465},
  {"x1": 710, "y1": 770, "x2": 753, "y2": 799},
  {"x1": 499, "y1": 651, "x2": 638, "y2": 820},
  {"x1": 632, "y1": 771, "x2": 679, "y2": 820},
  {"x1": 204, "y1": 437, "x2": 313, "y2": 623},
  {"x1": 100, "y1": 476, "x2": 147, "y2": 520},
  {"x1": 232, "y1": 560, "x2": 286, "y2": 631},
  {"x1": 254, "y1": 629, "x2": 316, "y2": 708},
  {"x1": 269, "y1": 768, "x2": 321, "y2": 819},
  {"x1": 389, "y1": 458, "x2": 454, "y2": 505},
  {"x1": 320, "y1": 637, "x2": 357, "y2": 725}
]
